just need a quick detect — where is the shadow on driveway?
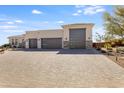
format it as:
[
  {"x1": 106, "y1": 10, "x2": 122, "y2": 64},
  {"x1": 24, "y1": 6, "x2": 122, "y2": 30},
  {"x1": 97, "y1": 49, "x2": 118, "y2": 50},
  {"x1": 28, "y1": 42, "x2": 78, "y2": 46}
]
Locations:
[
  {"x1": 10, "y1": 48, "x2": 101, "y2": 55},
  {"x1": 57, "y1": 49, "x2": 101, "y2": 54}
]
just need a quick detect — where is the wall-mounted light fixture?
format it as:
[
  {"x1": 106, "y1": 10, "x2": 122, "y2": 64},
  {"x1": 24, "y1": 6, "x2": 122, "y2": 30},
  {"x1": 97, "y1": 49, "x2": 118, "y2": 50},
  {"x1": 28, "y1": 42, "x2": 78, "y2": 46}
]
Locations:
[{"x1": 88, "y1": 37, "x2": 91, "y2": 40}]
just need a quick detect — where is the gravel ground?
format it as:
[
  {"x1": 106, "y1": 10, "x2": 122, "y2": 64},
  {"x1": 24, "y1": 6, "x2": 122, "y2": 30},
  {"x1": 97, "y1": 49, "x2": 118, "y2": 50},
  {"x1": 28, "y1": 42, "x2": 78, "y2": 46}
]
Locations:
[
  {"x1": 0, "y1": 49, "x2": 124, "y2": 88},
  {"x1": 103, "y1": 53, "x2": 124, "y2": 68}
]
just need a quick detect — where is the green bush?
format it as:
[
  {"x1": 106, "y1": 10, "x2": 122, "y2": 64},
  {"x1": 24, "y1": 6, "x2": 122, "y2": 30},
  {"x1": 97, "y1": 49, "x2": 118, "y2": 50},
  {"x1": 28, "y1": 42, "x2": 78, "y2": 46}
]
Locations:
[
  {"x1": 117, "y1": 47, "x2": 124, "y2": 52},
  {"x1": 0, "y1": 44, "x2": 11, "y2": 49},
  {"x1": 104, "y1": 43, "x2": 112, "y2": 48},
  {"x1": 104, "y1": 43, "x2": 113, "y2": 51}
]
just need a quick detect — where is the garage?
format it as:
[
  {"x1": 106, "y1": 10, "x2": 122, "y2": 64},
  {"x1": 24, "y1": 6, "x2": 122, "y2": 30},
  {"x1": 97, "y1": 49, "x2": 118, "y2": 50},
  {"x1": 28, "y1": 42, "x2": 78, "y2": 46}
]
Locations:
[
  {"x1": 41, "y1": 38, "x2": 62, "y2": 49},
  {"x1": 29, "y1": 38, "x2": 37, "y2": 48},
  {"x1": 69, "y1": 29, "x2": 86, "y2": 49}
]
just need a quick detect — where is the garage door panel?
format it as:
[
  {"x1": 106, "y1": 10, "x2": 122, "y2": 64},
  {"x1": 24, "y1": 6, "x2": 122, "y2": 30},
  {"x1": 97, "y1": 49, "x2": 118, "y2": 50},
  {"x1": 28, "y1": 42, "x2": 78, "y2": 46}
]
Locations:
[
  {"x1": 29, "y1": 39, "x2": 37, "y2": 48},
  {"x1": 69, "y1": 29, "x2": 86, "y2": 49},
  {"x1": 70, "y1": 38, "x2": 84, "y2": 41},
  {"x1": 42, "y1": 38, "x2": 62, "y2": 49}
]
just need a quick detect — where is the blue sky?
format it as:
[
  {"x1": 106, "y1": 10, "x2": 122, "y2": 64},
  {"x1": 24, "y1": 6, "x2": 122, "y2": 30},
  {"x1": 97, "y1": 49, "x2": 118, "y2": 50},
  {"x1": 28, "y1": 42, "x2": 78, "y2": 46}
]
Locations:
[{"x1": 0, "y1": 5, "x2": 114, "y2": 45}]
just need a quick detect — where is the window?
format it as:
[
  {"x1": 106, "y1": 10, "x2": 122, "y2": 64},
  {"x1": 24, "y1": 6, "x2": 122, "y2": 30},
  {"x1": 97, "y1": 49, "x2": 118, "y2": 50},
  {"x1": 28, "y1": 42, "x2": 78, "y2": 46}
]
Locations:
[
  {"x1": 22, "y1": 39, "x2": 24, "y2": 42},
  {"x1": 15, "y1": 39, "x2": 18, "y2": 45},
  {"x1": 12, "y1": 39, "x2": 14, "y2": 45}
]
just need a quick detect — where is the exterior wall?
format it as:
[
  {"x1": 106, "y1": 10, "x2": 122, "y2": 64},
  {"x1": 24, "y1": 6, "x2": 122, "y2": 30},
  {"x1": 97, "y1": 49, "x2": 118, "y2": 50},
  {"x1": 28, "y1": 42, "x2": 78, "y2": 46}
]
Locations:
[
  {"x1": 25, "y1": 29, "x2": 63, "y2": 39},
  {"x1": 85, "y1": 26, "x2": 93, "y2": 48},
  {"x1": 37, "y1": 38, "x2": 41, "y2": 48},
  {"x1": 25, "y1": 29, "x2": 63, "y2": 48},
  {"x1": 25, "y1": 39, "x2": 29, "y2": 48},
  {"x1": 8, "y1": 35, "x2": 25, "y2": 48},
  {"x1": 62, "y1": 27, "x2": 70, "y2": 49},
  {"x1": 8, "y1": 23, "x2": 94, "y2": 49},
  {"x1": 62, "y1": 24, "x2": 94, "y2": 49}
]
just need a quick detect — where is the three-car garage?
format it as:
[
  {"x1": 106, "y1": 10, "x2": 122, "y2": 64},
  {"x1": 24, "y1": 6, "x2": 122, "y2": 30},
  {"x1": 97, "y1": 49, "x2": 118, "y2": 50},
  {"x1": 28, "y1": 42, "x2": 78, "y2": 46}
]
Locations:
[
  {"x1": 29, "y1": 28, "x2": 86, "y2": 49},
  {"x1": 10, "y1": 23, "x2": 94, "y2": 49},
  {"x1": 41, "y1": 38, "x2": 62, "y2": 49},
  {"x1": 29, "y1": 38, "x2": 62, "y2": 49}
]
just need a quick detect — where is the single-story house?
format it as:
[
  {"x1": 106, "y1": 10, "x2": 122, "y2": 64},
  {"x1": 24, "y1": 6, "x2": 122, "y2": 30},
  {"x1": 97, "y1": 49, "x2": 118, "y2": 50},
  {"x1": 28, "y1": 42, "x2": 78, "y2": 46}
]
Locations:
[{"x1": 8, "y1": 23, "x2": 94, "y2": 49}]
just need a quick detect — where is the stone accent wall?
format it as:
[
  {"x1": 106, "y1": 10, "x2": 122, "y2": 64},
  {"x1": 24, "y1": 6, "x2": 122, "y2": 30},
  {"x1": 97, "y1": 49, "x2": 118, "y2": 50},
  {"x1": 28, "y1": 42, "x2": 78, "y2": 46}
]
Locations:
[
  {"x1": 85, "y1": 40, "x2": 92, "y2": 48},
  {"x1": 63, "y1": 41, "x2": 92, "y2": 49},
  {"x1": 63, "y1": 41, "x2": 69, "y2": 49}
]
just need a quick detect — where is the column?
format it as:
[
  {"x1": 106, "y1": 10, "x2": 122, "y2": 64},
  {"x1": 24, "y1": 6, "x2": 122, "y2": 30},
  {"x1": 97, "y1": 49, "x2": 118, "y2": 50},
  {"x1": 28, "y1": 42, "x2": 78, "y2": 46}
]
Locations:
[
  {"x1": 63, "y1": 28, "x2": 70, "y2": 49},
  {"x1": 25, "y1": 39, "x2": 29, "y2": 48},
  {"x1": 37, "y1": 38, "x2": 41, "y2": 48},
  {"x1": 85, "y1": 28, "x2": 92, "y2": 49}
]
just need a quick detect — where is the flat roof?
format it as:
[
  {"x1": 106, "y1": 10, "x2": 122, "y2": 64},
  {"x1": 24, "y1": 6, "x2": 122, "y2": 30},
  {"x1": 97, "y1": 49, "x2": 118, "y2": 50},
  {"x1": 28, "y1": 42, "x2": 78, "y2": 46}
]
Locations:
[
  {"x1": 8, "y1": 34, "x2": 25, "y2": 38},
  {"x1": 62, "y1": 23, "x2": 94, "y2": 27},
  {"x1": 26, "y1": 29, "x2": 63, "y2": 33}
]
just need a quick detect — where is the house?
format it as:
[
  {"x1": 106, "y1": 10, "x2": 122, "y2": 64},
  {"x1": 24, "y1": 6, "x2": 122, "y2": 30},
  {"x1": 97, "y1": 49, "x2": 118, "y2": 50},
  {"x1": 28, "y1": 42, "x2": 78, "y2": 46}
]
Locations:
[{"x1": 8, "y1": 23, "x2": 94, "y2": 49}]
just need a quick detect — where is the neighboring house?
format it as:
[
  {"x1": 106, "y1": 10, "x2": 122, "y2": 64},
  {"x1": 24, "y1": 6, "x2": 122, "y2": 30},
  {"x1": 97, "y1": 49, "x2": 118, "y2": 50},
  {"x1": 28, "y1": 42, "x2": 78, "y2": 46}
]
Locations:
[
  {"x1": 8, "y1": 34, "x2": 25, "y2": 48},
  {"x1": 8, "y1": 23, "x2": 94, "y2": 49}
]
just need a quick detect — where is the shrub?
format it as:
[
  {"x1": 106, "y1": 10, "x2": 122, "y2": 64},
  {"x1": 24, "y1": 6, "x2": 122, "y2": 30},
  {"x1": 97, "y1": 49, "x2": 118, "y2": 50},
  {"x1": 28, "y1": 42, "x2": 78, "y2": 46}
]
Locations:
[
  {"x1": 101, "y1": 49, "x2": 107, "y2": 53},
  {"x1": 0, "y1": 44, "x2": 11, "y2": 49},
  {"x1": 121, "y1": 40, "x2": 124, "y2": 46},
  {"x1": 111, "y1": 41, "x2": 116, "y2": 47},
  {"x1": 116, "y1": 47, "x2": 124, "y2": 53},
  {"x1": 104, "y1": 43, "x2": 112, "y2": 48},
  {"x1": 96, "y1": 47, "x2": 101, "y2": 51}
]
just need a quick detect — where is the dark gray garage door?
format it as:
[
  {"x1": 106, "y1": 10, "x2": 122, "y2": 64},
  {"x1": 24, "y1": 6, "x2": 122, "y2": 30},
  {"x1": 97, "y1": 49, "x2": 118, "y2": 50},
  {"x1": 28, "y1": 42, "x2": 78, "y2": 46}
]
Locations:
[
  {"x1": 69, "y1": 29, "x2": 86, "y2": 49},
  {"x1": 29, "y1": 39, "x2": 37, "y2": 48},
  {"x1": 41, "y1": 38, "x2": 62, "y2": 49}
]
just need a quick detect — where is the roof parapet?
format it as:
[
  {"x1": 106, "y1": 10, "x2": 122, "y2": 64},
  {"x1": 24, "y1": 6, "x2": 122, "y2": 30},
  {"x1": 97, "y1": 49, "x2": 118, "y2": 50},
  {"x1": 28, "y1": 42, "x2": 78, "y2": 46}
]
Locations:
[{"x1": 61, "y1": 23, "x2": 94, "y2": 28}]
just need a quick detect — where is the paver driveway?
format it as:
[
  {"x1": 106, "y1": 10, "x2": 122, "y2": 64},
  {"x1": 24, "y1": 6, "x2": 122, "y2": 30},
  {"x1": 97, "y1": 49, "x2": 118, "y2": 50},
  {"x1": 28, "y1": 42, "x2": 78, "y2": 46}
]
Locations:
[{"x1": 0, "y1": 49, "x2": 124, "y2": 87}]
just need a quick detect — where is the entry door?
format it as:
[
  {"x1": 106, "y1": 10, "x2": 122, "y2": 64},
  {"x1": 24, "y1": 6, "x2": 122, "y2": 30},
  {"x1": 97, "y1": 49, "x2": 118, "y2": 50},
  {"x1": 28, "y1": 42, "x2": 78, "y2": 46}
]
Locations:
[
  {"x1": 29, "y1": 39, "x2": 37, "y2": 48},
  {"x1": 69, "y1": 29, "x2": 86, "y2": 49}
]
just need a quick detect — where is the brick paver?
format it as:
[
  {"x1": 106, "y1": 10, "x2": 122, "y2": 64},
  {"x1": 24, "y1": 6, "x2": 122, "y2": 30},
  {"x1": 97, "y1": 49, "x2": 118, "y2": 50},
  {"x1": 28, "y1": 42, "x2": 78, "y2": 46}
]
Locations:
[{"x1": 0, "y1": 49, "x2": 124, "y2": 87}]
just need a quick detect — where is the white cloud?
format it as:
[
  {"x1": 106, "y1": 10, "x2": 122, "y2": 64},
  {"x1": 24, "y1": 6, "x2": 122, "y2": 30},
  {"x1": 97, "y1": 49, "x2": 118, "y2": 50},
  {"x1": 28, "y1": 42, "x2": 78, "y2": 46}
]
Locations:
[
  {"x1": 73, "y1": 5, "x2": 105, "y2": 16},
  {"x1": 6, "y1": 22, "x2": 14, "y2": 24},
  {"x1": 0, "y1": 25, "x2": 17, "y2": 29},
  {"x1": 83, "y1": 6, "x2": 105, "y2": 15},
  {"x1": 32, "y1": 9, "x2": 43, "y2": 14},
  {"x1": 0, "y1": 20, "x2": 23, "y2": 26},
  {"x1": 72, "y1": 10, "x2": 82, "y2": 16},
  {"x1": 0, "y1": 29, "x2": 24, "y2": 33},
  {"x1": 72, "y1": 13, "x2": 80, "y2": 16},
  {"x1": 96, "y1": 8, "x2": 105, "y2": 12},
  {"x1": 56, "y1": 21, "x2": 64, "y2": 24},
  {"x1": 15, "y1": 20, "x2": 24, "y2": 23},
  {"x1": 0, "y1": 22, "x2": 14, "y2": 25},
  {"x1": 77, "y1": 10, "x2": 82, "y2": 13},
  {"x1": 75, "y1": 5, "x2": 85, "y2": 8}
]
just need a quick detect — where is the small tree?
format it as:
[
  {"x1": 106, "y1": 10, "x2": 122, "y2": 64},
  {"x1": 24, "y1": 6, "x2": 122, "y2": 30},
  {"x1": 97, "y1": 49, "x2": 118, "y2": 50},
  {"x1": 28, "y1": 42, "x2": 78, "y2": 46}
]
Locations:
[
  {"x1": 95, "y1": 32, "x2": 104, "y2": 49},
  {"x1": 1, "y1": 43, "x2": 11, "y2": 49},
  {"x1": 95, "y1": 32, "x2": 104, "y2": 43},
  {"x1": 103, "y1": 6, "x2": 124, "y2": 40}
]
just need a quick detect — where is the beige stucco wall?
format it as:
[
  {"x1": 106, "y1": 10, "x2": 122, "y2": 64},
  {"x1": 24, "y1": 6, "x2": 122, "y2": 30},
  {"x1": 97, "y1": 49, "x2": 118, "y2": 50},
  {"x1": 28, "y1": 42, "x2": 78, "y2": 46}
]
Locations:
[
  {"x1": 62, "y1": 24, "x2": 93, "y2": 41},
  {"x1": 8, "y1": 23, "x2": 94, "y2": 49},
  {"x1": 8, "y1": 35, "x2": 25, "y2": 47},
  {"x1": 24, "y1": 29, "x2": 63, "y2": 48},
  {"x1": 25, "y1": 29, "x2": 63, "y2": 39},
  {"x1": 62, "y1": 24, "x2": 94, "y2": 48}
]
